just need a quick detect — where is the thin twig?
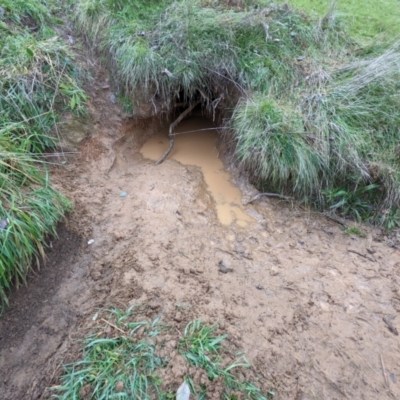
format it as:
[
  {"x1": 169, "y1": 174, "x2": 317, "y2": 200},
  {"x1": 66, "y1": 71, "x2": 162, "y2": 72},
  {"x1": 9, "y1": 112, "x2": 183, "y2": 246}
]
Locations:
[
  {"x1": 322, "y1": 212, "x2": 348, "y2": 227},
  {"x1": 100, "y1": 318, "x2": 125, "y2": 334},
  {"x1": 380, "y1": 354, "x2": 389, "y2": 387},
  {"x1": 347, "y1": 249, "x2": 376, "y2": 263},
  {"x1": 174, "y1": 127, "x2": 228, "y2": 135},
  {"x1": 156, "y1": 101, "x2": 200, "y2": 165},
  {"x1": 356, "y1": 351, "x2": 380, "y2": 376}
]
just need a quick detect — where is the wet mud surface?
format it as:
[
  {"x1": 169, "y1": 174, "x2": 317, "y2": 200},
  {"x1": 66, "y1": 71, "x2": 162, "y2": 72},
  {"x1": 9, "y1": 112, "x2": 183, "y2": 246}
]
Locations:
[{"x1": 0, "y1": 67, "x2": 400, "y2": 400}]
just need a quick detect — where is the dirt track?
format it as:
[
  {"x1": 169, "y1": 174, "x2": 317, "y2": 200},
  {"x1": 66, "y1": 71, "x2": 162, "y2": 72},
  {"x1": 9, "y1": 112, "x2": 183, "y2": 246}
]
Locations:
[{"x1": 0, "y1": 67, "x2": 400, "y2": 400}]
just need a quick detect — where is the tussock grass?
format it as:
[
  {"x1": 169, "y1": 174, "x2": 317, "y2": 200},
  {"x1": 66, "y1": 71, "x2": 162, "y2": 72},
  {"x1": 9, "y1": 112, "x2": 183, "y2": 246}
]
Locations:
[
  {"x1": 0, "y1": 0, "x2": 84, "y2": 310},
  {"x1": 51, "y1": 307, "x2": 273, "y2": 399},
  {"x1": 71, "y1": 0, "x2": 400, "y2": 226},
  {"x1": 72, "y1": 0, "x2": 343, "y2": 102}
]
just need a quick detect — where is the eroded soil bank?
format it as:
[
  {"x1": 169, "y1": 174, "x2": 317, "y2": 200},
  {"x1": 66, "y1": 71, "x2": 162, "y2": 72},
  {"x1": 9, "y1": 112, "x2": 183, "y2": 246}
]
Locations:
[{"x1": 0, "y1": 66, "x2": 400, "y2": 400}]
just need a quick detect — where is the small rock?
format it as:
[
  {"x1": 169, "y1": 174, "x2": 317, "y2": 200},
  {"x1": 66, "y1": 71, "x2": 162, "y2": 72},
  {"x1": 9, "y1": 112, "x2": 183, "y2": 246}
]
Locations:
[
  {"x1": 115, "y1": 381, "x2": 124, "y2": 393},
  {"x1": 88, "y1": 239, "x2": 95, "y2": 245},
  {"x1": 90, "y1": 270, "x2": 102, "y2": 281},
  {"x1": 390, "y1": 373, "x2": 397, "y2": 383},
  {"x1": 297, "y1": 55, "x2": 306, "y2": 61},
  {"x1": 120, "y1": 192, "x2": 127, "y2": 197},
  {"x1": 110, "y1": 94, "x2": 116, "y2": 104},
  {"x1": 0, "y1": 7, "x2": 5, "y2": 17},
  {"x1": 218, "y1": 259, "x2": 232, "y2": 274},
  {"x1": 174, "y1": 312, "x2": 183, "y2": 322},
  {"x1": 269, "y1": 266, "x2": 279, "y2": 276},
  {"x1": 68, "y1": 35, "x2": 74, "y2": 45},
  {"x1": 256, "y1": 284, "x2": 264, "y2": 290},
  {"x1": 176, "y1": 210, "x2": 181, "y2": 216},
  {"x1": 149, "y1": 184, "x2": 155, "y2": 191}
]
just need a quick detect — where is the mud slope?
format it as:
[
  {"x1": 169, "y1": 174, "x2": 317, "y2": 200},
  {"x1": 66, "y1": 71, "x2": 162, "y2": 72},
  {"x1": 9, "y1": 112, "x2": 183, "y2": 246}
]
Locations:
[{"x1": 0, "y1": 68, "x2": 400, "y2": 400}]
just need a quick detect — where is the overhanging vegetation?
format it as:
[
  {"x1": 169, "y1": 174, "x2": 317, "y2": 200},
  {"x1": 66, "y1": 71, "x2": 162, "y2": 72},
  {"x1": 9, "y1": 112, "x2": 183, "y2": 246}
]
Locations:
[
  {"x1": 71, "y1": 0, "x2": 400, "y2": 227},
  {"x1": 0, "y1": 0, "x2": 84, "y2": 310}
]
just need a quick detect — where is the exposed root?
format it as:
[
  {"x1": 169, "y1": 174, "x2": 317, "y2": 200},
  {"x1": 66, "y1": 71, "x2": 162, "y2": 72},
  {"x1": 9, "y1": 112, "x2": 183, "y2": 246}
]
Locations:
[
  {"x1": 245, "y1": 192, "x2": 293, "y2": 205},
  {"x1": 156, "y1": 101, "x2": 201, "y2": 165},
  {"x1": 321, "y1": 212, "x2": 348, "y2": 228}
]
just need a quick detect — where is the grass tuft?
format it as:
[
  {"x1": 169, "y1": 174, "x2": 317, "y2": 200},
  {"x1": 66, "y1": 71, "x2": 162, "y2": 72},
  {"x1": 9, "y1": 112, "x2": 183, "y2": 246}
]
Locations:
[{"x1": 51, "y1": 307, "x2": 273, "y2": 399}]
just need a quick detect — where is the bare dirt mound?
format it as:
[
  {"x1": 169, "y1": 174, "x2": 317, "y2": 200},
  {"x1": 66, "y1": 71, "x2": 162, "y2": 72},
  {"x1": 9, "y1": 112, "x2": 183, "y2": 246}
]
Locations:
[{"x1": 0, "y1": 64, "x2": 399, "y2": 400}]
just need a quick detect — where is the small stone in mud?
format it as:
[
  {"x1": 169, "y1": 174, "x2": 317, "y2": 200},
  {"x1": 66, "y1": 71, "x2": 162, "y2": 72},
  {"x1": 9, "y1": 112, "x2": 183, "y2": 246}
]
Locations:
[
  {"x1": 115, "y1": 381, "x2": 124, "y2": 392},
  {"x1": 174, "y1": 312, "x2": 183, "y2": 322},
  {"x1": 256, "y1": 284, "x2": 264, "y2": 290},
  {"x1": 149, "y1": 184, "x2": 155, "y2": 191},
  {"x1": 218, "y1": 259, "x2": 232, "y2": 274},
  {"x1": 269, "y1": 266, "x2": 279, "y2": 276},
  {"x1": 176, "y1": 210, "x2": 182, "y2": 216},
  {"x1": 120, "y1": 192, "x2": 127, "y2": 197}
]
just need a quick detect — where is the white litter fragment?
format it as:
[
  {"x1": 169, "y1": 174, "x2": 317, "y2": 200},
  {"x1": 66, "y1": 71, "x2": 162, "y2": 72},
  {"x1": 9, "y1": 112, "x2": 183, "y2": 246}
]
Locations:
[{"x1": 176, "y1": 381, "x2": 190, "y2": 400}]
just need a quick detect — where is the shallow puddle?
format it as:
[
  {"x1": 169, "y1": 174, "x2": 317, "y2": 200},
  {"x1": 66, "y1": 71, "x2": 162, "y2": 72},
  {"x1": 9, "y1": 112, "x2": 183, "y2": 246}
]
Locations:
[{"x1": 140, "y1": 116, "x2": 254, "y2": 227}]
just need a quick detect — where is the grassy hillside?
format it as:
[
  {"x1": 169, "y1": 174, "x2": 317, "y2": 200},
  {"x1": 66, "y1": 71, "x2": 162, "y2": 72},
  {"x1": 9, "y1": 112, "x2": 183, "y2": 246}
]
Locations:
[
  {"x1": 275, "y1": 0, "x2": 400, "y2": 40},
  {"x1": 0, "y1": 0, "x2": 84, "y2": 310}
]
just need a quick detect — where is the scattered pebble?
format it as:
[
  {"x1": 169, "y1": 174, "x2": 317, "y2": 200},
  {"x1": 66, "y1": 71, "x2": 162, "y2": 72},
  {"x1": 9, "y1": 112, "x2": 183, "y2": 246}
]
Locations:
[
  {"x1": 61, "y1": 160, "x2": 67, "y2": 165},
  {"x1": 88, "y1": 239, "x2": 95, "y2": 245},
  {"x1": 149, "y1": 184, "x2": 155, "y2": 191},
  {"x1": 0, "y1": 219, "x2": 8, "y2": 230},
  {"x1": 390, "y1": 373, "x2": 397, "y2": 383},
  {"x1": 218, "y1": 259, "x2": 232, "y2": 274},
  {"x1": 110, "y1": 94, "x2": 116, "y2": 104},
  {"x1": 120, "y1": 192, "x2": 127, "y2": 197},
  {"x1": 115, "y1": 381, "x2": 124, "y2": 393},
  {"x1": 297, "y1": 55, "x2": 305, "y2": 61},
  {"x1": 68, "y1": 35, "x2": 74, "y2": 45},
  {"x1": 256, "y1": 284, "x2": 264, "y2": 290}
]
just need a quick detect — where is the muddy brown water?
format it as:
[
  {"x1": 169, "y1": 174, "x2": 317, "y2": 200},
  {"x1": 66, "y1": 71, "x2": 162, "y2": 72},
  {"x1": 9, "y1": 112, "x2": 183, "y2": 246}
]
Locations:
[
  {"x1": 141, "y1": 116, "x2": 254, "y2": 227},
  {"x1": 1, "y1": 66, "x2": 400, "y2": 400}
]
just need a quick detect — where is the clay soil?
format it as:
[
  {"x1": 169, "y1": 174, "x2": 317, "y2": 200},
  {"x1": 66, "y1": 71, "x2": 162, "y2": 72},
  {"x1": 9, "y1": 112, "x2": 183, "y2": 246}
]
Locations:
[{"x1": 1, "y1": 65, "x2": 400, "y2": 400}]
